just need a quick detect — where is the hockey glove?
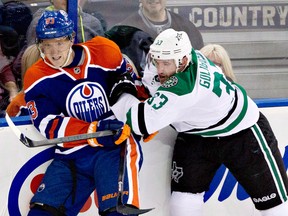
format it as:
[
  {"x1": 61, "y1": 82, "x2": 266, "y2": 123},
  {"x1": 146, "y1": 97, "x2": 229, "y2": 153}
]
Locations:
[
  {"x1": 136, "y1": 83, "x2": 151, "y2": 101},
  {"x1": 87, "y1": 119, "x2": 131, "y2": 147},
  {"x1": 109, "y1": 72, "x2": 138, "y2": 106}
]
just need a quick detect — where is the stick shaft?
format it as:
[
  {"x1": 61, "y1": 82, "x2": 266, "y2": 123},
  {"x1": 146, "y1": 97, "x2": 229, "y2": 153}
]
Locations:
[
  {"x1": 25, "y1": 130, "x2": 115, "y2": 147},
  {"x1": 5, "y1": 113, "x2": 114, "y2": 147}
]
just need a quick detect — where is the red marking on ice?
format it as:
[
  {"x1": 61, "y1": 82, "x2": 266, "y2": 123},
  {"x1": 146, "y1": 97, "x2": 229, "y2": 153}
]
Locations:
[{"x1": 30, "y1": 174, "x2": 44, "y2": 193}]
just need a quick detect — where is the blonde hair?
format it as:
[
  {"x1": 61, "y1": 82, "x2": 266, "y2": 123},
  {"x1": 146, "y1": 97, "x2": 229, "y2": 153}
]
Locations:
[
  {"x1": 200, "y1": 44, "x2": 236, "y2": 82},
  {"x1": 21, "y1": 44, "x2": 41, "y2": 81}
]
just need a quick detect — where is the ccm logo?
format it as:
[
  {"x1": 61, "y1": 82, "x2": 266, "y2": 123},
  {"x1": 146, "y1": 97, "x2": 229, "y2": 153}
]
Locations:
[{"x1": 253, "y1": 193, "x2": 276, "y2": 203}]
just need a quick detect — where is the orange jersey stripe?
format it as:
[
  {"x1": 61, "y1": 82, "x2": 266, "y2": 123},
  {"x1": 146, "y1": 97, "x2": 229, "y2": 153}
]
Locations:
[
  {"x1": 128, "y1": 135, "x2": 140, "y2": 208},
  {"x1": 62, "y1": 118, "x2": 90, "y2": 147},
  {"x1": 49, "y1": 118, "x2": 60, "y2": 139}
]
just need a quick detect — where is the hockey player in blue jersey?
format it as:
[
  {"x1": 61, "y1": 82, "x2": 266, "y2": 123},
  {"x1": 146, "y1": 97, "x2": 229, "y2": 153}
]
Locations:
[
  {"x1": 24, "y1": 10, "x2": 145, "y2": 216},
  {"x1": 110, "y1": 28, "x2": 288, "y2": 215}
]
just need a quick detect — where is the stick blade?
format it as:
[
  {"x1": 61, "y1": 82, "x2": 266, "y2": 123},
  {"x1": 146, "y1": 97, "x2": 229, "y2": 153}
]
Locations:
[
  {"x1": 19, "y1": 133, "x2": 33, "y2": 147},
  {"x1": 116, "y1": 204, "x2": 154, "y2": 215}
]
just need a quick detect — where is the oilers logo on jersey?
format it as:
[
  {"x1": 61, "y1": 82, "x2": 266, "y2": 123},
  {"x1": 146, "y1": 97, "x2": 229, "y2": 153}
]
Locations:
[{"x1": 66, "y1": 82, "x2": 110, "y2": 122}]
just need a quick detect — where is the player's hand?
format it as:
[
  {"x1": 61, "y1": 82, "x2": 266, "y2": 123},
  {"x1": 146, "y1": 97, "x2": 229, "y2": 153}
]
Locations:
[
  {"x1": 136, "y1": 83, "x2": 151, "y2": 101},
  {"x1": 87, "y1": 119, "x2": 131, "y2": 147}
]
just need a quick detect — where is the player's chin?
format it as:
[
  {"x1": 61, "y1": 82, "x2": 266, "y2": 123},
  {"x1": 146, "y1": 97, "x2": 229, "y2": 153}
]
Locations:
[
  {"x1": 50, "y1": 61, "x2": 63, "y2": 68},
  {"x1": 159, "y1": 78, "x2": 167, "y2": 84},
  {"x1": 48, "y1": 58, "x2": 64, "y2": 67}
]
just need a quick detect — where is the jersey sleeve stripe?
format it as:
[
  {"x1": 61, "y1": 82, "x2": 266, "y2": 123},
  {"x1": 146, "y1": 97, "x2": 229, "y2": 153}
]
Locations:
[{"x1": 138, "y1": 102, "x2": 148, "y2": 135}]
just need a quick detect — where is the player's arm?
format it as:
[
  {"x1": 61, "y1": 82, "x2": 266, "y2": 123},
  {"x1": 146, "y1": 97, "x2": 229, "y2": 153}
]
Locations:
[
  {"x1": 109, "y1": 71, "x2": 138, "y2": 106},
  {"x1": 126, "y1": 90, "x2": 178, "y2": 135},
  {"x1": 109, "y1": 71, "x2": 160, "y2": 142},
  {"x1": 109, "y1": 54, "x2": 164, "y2": 142},
  {"x1": 112, "y1": 88, "x2": 179, "y2": 142},
  {"x1": 25, "y1": 89, "x2": 129, "y2": 148}
]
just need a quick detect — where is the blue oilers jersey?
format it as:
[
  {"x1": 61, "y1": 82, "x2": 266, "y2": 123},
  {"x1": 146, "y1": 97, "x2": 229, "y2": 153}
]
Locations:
[{"x1": 24, "y1": 36, "x2": 127, "y2": 151}]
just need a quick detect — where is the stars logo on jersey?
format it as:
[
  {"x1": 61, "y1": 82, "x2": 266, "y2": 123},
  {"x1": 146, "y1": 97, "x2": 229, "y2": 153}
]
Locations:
[
  {"x1": 66, "y1": 82, "x2": 110, "y2": 122},
  {"x1": 162, "y1": 76, "x2": 178, "y2": 88}
]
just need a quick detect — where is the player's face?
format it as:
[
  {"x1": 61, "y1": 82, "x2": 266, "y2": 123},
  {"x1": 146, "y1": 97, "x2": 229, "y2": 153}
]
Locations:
[
  {"x1": 153, "y1": 59, "x2": 176, "y2": 84},
  {"x1": 38, "y1": 36, "x2": 73, "y2": 68},
  {"x1": 141, "y1": 0, "x2": 167, "y2": 16}
]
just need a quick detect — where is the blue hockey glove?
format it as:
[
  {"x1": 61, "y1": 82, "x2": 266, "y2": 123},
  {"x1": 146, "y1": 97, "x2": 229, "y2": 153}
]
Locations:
[{"x1": 87, "y1": 119, "x2": 131, "y2": 147}]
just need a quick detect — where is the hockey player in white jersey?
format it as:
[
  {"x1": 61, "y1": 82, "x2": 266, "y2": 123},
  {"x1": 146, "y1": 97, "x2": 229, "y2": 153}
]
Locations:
[{"x1": 110, "y1": 28, "x2": 288, "y2": 215}]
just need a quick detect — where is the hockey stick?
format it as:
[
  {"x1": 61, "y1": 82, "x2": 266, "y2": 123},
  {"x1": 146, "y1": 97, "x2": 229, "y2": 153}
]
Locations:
[
  {"x1": 5, "y1": 113, "x2": 115, "y2": 148},
  {"x1": 116, "y1": 142, "x2": 154, "y2": 215}
]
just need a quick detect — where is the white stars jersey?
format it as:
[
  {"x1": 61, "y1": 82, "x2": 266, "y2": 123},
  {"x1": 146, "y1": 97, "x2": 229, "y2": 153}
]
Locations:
[{"x1": 122, "y1": 49, "x2": 259, "y2": 137}]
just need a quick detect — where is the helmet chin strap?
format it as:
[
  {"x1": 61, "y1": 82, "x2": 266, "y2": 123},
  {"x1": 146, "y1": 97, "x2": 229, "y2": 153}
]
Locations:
[
  {"x1": 61, "y1": 47, "x2": 73, "y2": 67},
  {"x1": 176, "y1": 54, "x2": 192, "y2": 73},
  {"x1": 175, "y1": 60, "x2": 185, "y2": 73},
  {"x1": 38, "y1": 47, "x2": 73, "y2": 69}
]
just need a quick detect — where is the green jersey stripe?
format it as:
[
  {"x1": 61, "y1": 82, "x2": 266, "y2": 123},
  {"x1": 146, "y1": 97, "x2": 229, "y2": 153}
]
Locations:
[
  {"x1": 252, "y1": 124, "x2": 288, "y2": 202},
  {"x1": 192, "y1": 83, "x2": 248, "y2": 136}
]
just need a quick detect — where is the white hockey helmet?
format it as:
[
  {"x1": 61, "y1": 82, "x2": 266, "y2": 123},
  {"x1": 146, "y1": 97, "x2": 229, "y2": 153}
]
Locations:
[{"x1": 149, "y1": 28, "x2": 192, "y2": 69}]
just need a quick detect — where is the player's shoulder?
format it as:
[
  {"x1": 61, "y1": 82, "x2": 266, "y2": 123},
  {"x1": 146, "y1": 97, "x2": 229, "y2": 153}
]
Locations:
[
  {"x1": 85, "y1": 36, "x2": 120, "y2": 49},
  {"x1": 23, "y1": 61, "x2": 50, "y2": 91},
  {"x1": 84, "y1": 36, "x2": 121, "y2": 57},
  {"x1": 158, "y1": 55, "x2": 197, "y2": 96},
  {"x1": 158, "y1": 71, "x2": 195, "y2": 96},
  {"x1": 83, "y1": 36, "x2": 123, "y2": 67}
]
